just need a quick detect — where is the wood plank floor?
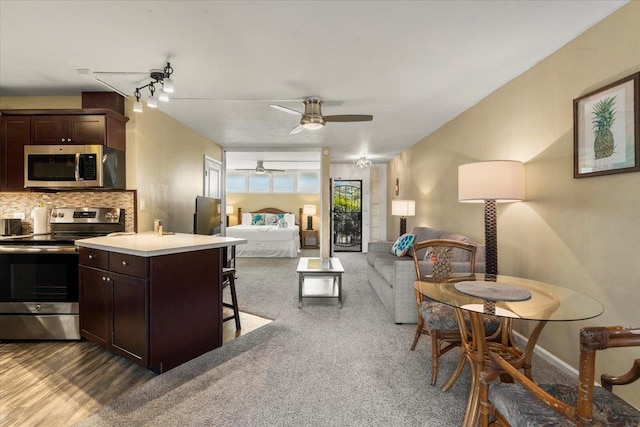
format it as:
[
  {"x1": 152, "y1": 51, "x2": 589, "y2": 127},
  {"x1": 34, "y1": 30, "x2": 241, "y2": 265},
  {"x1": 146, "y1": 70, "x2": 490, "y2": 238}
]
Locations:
[{"x1": 0, "y1": 311, "x2": 272, "y2": 427}]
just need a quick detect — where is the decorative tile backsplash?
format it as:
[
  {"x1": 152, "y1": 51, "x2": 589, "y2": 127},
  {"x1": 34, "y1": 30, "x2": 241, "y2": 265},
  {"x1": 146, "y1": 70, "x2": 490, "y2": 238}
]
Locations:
[{"x1": 0, "y1": 191, "x2": 136, "y2": 234}]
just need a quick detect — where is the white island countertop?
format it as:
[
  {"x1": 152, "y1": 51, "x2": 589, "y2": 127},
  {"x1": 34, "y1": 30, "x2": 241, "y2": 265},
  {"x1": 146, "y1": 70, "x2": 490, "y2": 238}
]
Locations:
[{"x1": 75, "y1": 232, "x2": 247, "y2": 257}]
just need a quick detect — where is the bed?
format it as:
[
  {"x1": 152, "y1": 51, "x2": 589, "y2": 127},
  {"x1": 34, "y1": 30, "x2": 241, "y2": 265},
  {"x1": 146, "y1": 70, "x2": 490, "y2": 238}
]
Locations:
[{"x1": 226, "y1": 207, "x2": 302, "y2": 258}]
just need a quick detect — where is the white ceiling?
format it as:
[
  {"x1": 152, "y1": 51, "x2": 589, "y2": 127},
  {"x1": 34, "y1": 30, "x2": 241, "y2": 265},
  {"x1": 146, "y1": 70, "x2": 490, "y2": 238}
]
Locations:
[{"x1": 0, "y1": 1, "x2": 626, "y2": 167}]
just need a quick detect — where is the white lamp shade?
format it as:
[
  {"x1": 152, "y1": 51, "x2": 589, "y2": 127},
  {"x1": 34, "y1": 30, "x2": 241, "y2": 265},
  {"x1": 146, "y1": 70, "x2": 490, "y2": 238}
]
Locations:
[
  {"x1": 458, "y1": 160, "x2": 524, "y2": 203},
  {"x1": 391, "y1": 200, "x2": 416, "y2": 216},
  {"x1": 226, "y1": 205, "x2": 234, "y2": 215},
  {"x1": 303, "y1": 204, "x2": 317, "y2": 215}
]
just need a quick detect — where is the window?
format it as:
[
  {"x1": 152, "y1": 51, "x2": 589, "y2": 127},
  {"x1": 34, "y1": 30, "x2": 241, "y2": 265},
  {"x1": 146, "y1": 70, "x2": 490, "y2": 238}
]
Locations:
[
  {"x1": 273, "y1": 172, "x2": 295, "y2": 192},
  {"x1": 226, "y1": 172, "x2": 246, "y2": 192},
  {"x1": 248, "y1": 174, "x2": 270, "y2": 192},
  {"x1": 298, "y1": 172, "x2": 320, "y2": 193},
  {"x1": 226, "y1": 171, "x2": 320, "y2": 193}
]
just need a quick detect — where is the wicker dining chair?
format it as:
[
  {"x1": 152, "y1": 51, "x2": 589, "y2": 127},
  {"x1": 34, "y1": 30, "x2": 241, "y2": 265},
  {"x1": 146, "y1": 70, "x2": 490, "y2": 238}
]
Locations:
[
  {"x1": 480, "y1": 325, "x2": 640, "y2": 427},
  {"x1": 410, "y1": 239, "x2": 500, "y2": 388}
]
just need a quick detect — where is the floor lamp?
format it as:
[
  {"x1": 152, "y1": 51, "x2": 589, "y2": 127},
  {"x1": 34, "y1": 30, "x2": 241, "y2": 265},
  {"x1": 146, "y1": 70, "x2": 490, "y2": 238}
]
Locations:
[
  {"x1": 458, "y1": 161, "x2": 524, "y2": 280},
  {"x1": 391, "y1": 200, "x2": 415, "y2": 236}
]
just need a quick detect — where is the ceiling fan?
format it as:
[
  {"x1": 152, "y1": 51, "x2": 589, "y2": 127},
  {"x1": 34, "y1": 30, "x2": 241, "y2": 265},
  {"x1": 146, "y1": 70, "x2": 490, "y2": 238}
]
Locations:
[
  {"x1": 235, "y1": 161, "x2": 285, "y2": 175},
  {"x1": 270, "y1": 97, "x2": 373, "y2": 135}
]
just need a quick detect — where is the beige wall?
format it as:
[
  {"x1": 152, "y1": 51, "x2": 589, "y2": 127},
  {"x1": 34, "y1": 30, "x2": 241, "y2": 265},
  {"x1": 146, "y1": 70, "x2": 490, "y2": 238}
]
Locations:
[
  {"x1": 388, "y1": 2, "x2": 640, "y2": 405},
  {"x1": 226, "y1": 193, "x2": 320, "y2": 227},
  {"x1": 123, "y1": 100, "x2": 222, "y2": 233},
  {"x1": 0, "y1": 95, "x2": 222, "y2": 234}
]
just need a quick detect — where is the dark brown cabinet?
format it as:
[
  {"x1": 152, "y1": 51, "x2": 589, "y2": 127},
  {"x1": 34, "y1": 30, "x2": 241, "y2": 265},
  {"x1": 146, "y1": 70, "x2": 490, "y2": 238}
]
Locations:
[
  {"x1": 78, "y1": 246, "x2": 222, "y2": 373},
  {"x1": 79, "y1": 248, "x2": 149, "y2": 366},
  {"x1": 31, "y1": 115, "x2": 107, "y2": 145},
  {"x1": 78, "y1": 266, "x2": 110, "y2": 346},
  {"x1": 1, "y1": 109, "x2": 127, "y2": 151},
  {"x1": 30, "y1": 113, "x2": 127, "y2": 150},
  {"x1": 0, "y1": 116, "x2": 30, "y2": 192}
]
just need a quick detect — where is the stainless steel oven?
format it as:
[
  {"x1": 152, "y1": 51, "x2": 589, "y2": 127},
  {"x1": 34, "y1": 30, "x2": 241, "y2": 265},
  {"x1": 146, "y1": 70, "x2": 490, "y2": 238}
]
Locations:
[{"x1": 0, "y1": 207, "x2": 124, "y2": 340}]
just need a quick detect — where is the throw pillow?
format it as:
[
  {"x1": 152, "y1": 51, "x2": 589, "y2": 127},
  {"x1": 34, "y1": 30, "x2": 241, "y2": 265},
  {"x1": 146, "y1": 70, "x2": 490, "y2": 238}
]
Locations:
[
  {"x1": 265, "y1": 213, "x2": 285, "y2": 225},
  {"x1": 391, "y1": 233, "x2": 415, "y2": 257},
  {"x1": 251, "y1": 213, "x2": 266, "y2": 225}
]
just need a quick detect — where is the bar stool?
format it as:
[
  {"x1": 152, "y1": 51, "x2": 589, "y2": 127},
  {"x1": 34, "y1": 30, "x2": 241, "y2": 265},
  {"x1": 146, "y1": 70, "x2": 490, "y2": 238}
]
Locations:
[{"x1": 222, "y1": 268, "x2": 241, "y2": 330}]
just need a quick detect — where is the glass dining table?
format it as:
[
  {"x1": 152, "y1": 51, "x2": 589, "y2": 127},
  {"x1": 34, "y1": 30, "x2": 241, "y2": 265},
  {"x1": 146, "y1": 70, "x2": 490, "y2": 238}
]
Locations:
[{"x1": 414, "y1": 274, "x2": 604, "y2": 427}]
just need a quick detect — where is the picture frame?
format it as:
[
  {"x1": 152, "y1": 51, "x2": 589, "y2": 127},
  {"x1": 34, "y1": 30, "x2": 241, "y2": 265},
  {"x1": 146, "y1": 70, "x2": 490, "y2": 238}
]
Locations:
[{"x1": 573, "y1": 72, "x2": 640, "y2": 178}]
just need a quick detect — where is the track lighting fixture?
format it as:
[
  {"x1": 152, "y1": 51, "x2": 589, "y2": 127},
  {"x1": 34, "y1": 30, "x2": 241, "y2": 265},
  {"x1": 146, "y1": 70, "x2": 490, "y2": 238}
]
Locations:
[
  {"x1": 133, "y1": 62, "x2": 175, "y2": 113},
  {"x1": 355, "y1": 157, "x2": 372, "y2": 168}
]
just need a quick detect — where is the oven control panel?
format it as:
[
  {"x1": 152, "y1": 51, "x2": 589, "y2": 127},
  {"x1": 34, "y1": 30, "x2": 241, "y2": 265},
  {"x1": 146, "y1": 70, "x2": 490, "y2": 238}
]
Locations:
[{"x1": 50, "y1": 207, "x2": 124, "y2": 224}]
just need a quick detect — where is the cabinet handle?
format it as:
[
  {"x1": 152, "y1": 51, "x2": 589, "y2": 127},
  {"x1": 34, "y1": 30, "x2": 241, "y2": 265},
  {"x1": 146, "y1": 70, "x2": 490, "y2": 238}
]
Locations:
[
  {"x1": 61, "y1": 138, "x2": 65, "y2": 142},
  {"x1": 122, "y1": 261, "x2": 129, "y2": 266},
  {"x1": 102, "y1": 276, "x2": 108, "y2": 281},
  {"x1": 88, "y1": 254, "x2": 94, "y2": 259},
  {"x1": 67, "y1": 138, "x2": 71, "y2": 142}
]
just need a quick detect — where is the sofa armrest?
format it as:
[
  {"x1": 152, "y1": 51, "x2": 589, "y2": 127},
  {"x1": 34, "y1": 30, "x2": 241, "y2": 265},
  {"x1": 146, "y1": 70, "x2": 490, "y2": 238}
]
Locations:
[{"x1": 368, "y1": 241, "x2": 395, "y2": 254}]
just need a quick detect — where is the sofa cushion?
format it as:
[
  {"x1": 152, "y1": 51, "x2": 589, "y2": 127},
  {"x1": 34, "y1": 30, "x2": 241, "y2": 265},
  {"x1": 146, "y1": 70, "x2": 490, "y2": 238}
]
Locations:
[
  {"x1": 391, "y1": 233, "x2": 415, "y2": 256},
  {"x1": 373, "y1": 255, "x2": 399, "y2": 286}
]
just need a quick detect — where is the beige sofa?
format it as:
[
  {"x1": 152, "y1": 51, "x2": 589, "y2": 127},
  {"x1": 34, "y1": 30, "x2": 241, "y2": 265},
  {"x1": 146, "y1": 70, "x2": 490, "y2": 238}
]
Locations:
[{"x1": 366, "y1": 226, "x2": 485, "y2": 324}]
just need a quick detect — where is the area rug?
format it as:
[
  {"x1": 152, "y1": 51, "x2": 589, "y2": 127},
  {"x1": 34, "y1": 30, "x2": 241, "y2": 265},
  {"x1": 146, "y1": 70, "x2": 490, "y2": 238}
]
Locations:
[{"x1": 75, "y1": 252, "x2": 571, "y2": 426}]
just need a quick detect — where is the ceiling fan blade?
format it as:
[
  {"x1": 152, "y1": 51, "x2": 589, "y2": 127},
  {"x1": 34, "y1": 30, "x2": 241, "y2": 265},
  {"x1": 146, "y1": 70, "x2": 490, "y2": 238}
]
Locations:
[
  {"x1": 324, "y1": 114, "x2": 373, "y2": 122},
  {"x1": 289, "y1": 125, "x2": 304, "y2": 135},
  {"x1": 271, "y1": 104, "x2": 303, "y2": 116},
  {"x1": 265, "y1": 169, "x2": 286, "y2": 172}
]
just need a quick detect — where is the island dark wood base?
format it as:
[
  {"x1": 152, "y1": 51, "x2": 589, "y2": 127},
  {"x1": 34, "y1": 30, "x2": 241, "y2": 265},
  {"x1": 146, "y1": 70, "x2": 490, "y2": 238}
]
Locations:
[{"x1": 79, "y1": 247, "x2": 222, "y2": 373}]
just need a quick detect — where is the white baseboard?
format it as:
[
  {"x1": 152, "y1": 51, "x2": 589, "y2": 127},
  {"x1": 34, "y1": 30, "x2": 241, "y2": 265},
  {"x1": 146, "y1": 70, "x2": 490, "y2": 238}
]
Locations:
[{"x1": 512, "y1": 330, "x2": 579, "y2": 380}]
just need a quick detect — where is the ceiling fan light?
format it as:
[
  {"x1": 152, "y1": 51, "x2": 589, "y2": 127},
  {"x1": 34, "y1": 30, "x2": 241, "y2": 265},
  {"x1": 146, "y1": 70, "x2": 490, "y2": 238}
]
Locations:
[
  {"x1": 302, "y1": 122, "x2": 324, "y2": 130},
  {"x1": 158, "y1": 92, "x2": 170, "y2": 102},
  {"x1": 133, "y1": 100, "x2": 143, "y2": 113},
  {"x1": 162, "y1": 78, "x2": 174, "y2": 93}
]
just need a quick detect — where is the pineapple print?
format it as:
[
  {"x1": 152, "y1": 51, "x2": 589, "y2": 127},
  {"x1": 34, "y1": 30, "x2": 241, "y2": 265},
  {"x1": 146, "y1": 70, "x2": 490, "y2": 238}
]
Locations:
[
  {"x1": 592, "y1": 96, "x2": 616, "y2": 159},
  {"x1": 431, "y1": 247, "x2": 454, "y2": 282}
]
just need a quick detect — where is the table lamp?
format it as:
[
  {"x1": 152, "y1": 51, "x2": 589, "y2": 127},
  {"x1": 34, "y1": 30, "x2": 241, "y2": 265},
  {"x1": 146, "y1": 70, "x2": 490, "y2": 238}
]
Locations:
[
  {"x1": 226, "y1": 205, "x2": 234, "y2": 226},
  {"x1": 391, "y1": 199, "x2": 415, "y2": 236},
  {"x1": 303, "y1": 204, "x2": 317, "y2": 230},
  {"x1": 458, "y1": 160, "x2": 524, "y2": 280}
]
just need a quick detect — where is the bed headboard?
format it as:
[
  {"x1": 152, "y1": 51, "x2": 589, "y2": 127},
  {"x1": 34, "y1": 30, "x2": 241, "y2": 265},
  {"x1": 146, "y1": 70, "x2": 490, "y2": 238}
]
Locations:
[{"x1": 237, "y1": 207, "x2": 303, "y2": 227}]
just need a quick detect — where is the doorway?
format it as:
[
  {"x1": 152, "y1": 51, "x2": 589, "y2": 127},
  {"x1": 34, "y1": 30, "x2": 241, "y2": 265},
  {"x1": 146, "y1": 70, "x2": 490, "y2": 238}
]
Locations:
[{"x1": 331, "y1": 179, "x2": 362, "y2": 252}]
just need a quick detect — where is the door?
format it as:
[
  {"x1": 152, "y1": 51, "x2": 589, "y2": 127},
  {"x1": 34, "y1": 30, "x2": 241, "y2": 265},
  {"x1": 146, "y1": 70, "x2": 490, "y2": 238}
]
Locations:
[
  {"x1": 204, "y1": 156, "x2": 222, "y2": 198},
  {"x1": 331, "y1": 180, "x2": 363, "y2": 252}
]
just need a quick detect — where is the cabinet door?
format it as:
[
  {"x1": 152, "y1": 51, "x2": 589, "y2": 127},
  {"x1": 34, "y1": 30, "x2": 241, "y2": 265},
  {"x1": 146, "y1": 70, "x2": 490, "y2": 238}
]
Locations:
[
  {"x1": 68, "y1": 115, "x2": 106, "y2": 145},
  {"x1": 31, "y1": 116, "x2": 68, "y2": 144},
  {"x1": 0, "y1": 116, "x2": 30, "y2": 191},
  {"x1": 111, "y1": 272, "x2": 148, "y2": 366},
  {"x1": 78, "y1": 266, "x2": 110, "y2": 346}
]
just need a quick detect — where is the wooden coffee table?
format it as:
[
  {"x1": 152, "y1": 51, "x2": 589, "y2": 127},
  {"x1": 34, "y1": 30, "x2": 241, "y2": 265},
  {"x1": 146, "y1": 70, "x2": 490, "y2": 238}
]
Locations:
[{"x1": 296, "y1": 257, "x2": 344, "y2": 308}]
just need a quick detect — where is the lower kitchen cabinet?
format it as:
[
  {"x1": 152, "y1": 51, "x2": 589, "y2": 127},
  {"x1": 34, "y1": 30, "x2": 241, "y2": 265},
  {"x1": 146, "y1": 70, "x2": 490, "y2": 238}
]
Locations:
[
  {"x1": 78, "y1": 246, "x2": 221, "y2": 373},
  {"x1": 79, "y1": 254, "x2": 149, "y2": 366}
]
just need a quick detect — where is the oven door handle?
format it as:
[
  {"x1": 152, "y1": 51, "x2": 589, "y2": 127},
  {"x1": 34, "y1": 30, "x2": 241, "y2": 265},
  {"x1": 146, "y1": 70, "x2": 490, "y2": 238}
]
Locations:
[{"x1": 0, "y1": 246, "x2": 78, "y2": 254}]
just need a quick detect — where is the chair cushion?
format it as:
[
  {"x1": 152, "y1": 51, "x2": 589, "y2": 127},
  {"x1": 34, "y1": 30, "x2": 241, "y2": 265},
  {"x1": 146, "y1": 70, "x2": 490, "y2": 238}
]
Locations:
[
  {"x1": 490, "y1": 383, "x2": 640, "y2": 427},
  {"x1": 419, "y1": 302, "x2": 500, "y2": 334}
]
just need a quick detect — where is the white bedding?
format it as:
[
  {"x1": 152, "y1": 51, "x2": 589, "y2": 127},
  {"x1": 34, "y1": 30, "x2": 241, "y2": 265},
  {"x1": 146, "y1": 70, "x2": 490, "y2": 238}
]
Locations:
[{"x1": 226, "y1": 224, "x2": 301, "y2": 258}]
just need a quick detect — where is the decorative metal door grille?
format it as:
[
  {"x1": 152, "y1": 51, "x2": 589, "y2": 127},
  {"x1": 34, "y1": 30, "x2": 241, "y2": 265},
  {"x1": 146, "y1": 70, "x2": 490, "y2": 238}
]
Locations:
[{"x1": 332, "y1": 180, "x2": 362, "y2": 252}]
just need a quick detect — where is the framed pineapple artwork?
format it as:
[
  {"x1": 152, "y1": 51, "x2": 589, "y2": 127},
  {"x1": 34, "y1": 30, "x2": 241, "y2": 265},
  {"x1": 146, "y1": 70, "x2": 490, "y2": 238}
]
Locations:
[{"x1": 573, "y1": 71, "x2": 639, "y2": 178}]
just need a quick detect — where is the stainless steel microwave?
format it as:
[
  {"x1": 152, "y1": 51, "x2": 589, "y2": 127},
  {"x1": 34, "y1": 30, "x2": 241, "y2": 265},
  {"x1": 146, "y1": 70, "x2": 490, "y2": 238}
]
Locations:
[{"x1": 24, "y1": 145, "x2": 125, "y2": 189}]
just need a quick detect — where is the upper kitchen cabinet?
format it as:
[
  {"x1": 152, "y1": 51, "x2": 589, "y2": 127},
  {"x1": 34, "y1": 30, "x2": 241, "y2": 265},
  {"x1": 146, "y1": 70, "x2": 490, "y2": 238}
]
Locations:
[
  {"x1": 29, "y1": 110, "x2": 128, "y2": 151},
  {"x1": 0, "y1": 115, "x2": 30, "y2": 192}
]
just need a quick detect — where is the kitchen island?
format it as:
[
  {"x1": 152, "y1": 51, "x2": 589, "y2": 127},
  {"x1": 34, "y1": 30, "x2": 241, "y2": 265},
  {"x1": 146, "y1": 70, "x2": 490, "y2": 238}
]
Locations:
[{"x1": 75, "y1": 232, "x2": 247, "y2": 373}]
